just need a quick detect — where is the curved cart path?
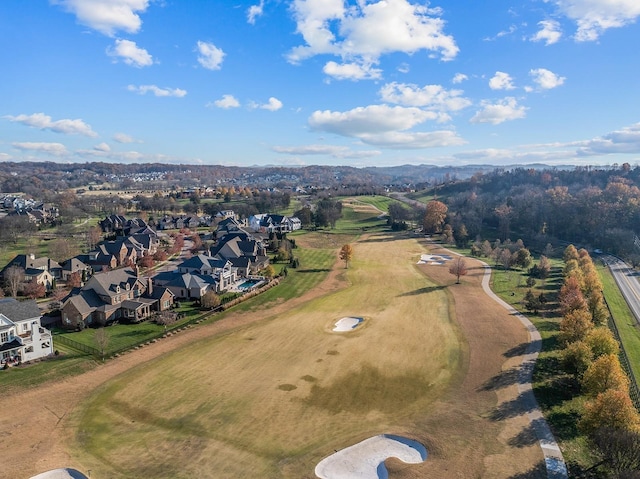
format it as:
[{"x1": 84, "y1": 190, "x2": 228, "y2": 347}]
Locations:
[{"x1": 479, "y1": 259, "x2": 568, "y2": 478}]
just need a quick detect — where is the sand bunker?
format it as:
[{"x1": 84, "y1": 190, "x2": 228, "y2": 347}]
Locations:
[
  {"x1": 333, "y1": 317, "x2": 364, "y2": 332},
  {"x1": 315, "y1": 434, "x2": 427, "y2": 479},
  {"x1": 416, "y1": 253, "x2": 452, "y2": 265},
  {"x1": 30, "y1": 469, "x2": 88, "y2": 479}
]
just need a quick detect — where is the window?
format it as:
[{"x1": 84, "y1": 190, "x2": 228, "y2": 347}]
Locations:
[
  {"x1": 22, "y1": 323, "x2": 29, "y2": 332},
  {"x1": 0, "y1": 331, "x2": 8, "y2": 343}
]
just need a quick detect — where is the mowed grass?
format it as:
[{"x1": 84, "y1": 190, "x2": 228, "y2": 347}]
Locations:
[
  {"x1": 598, "y1": 263, "x2": 640, "y2": 382},
  {"x1": 72, "y1": 234, "x2": 461, "y2": 479}
]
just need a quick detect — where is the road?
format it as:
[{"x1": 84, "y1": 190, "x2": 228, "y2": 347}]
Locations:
[{"x1": 603, "y1": 255, "x2": 640, "y2": 325}]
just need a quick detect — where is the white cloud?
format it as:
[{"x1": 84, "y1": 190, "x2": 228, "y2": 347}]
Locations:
[
  {"x1": 484, "y1": 24, "x2": 517, "y2": 41},
  {"x1": 531, "y1": 20, "x2": 562, "y2": 45},
  {"x1": 0, "y1": 153, "x2": 13, "y2": 161},
  {"x1": 379, "y1": 82, "x2": 472, "y2": 120},
  {"x1": 307, "y1": 104, "x2": 464, "y2": 148},
  {"x1": 489, "y1": 71, "x2": 515, "y2": 90},
  {"x1": 51, "y1": 0, "x2": 150, "y2": 36},
  {"x1": 94, "y1": 142, "x2": 111, "y2": 152},
  {"x1": 551, "y1": 0, "x2": 640, "y2": 41},
  {"x1": 4, "y1": 112, "x2": 98, "y2": 137},
  {"x1": 323, "y1": 61, "x2": 382, "y2": 80},
  {"x1": 529, "y1": 68, "x2": 566, "y2": 90},
  {"x1": 196, "y1": 41, "x2": 225, "y2": 70},
  {"x1": 12, "y1": 141, "x2": 68, "y2": 156},
  {"x1": 113, "y1": 132, "x2": 138, "y2": 143},
  {"x1": 247, "y1": 0, "x2": 265, "y2": 24},
  {"x1": 107, "y1": 39, "x2": 153, "y2": 67},
  {"x1": 577, "y1": 122, "x2": 640, "y2": 156},
  {"x1": 357, "y1": 130, "x2": 466, "y2": 148},
  {"x1": 288, "y1": 0, "x2": 458, "y2": 76},
  {"x1": 272, "y1": 144, "x2": 381, "y2": 159},
  {"x1": 470, "y1": 97, "x2": 527, "y2": 124},
  {"x1": 309, "y1": 104, "x2": 437, "y2": 136},
  {"x1": 127, "y1": 84, "x2": 187, "y2": 97},
  {"x1": 397, "y1": 63, "x2": 410, "y2": 74},
  {"x1": 249, "y1": 97, "x2": 283, "y2": 111},
  {"x1": 211, "y1": 94, "x2": 240, "y2": 109},
  {"x1": 452, "y1": 73, "x2": 468, "y2": 84}
]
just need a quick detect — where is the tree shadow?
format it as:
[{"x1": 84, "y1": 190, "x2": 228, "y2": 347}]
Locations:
[
  {"x1": 507, "y1": 421, "x2": 541, "y2": 448},
  {"x1": 489, "y1": 391, "x2": 538, "y2": 421},
  {"x1": 297, "y1": 268, "x2": 331, "y2": 273},
  {"x1": 503, "y1": 342, "x2": 529, "y2": 358},
  {"x1": 479, "y1": 367, "x2": 524, "y2": 391},
  {"x1": 397, "y1": 285, "x2": 447, "y2": 297},
  {"x1": 507, "y1": 461, "x2": 548, "y2": 478}
]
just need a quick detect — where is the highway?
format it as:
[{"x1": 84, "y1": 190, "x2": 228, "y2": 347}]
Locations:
[{"x1": 603, "y1": 255, "x2": 640, "y2": 326}]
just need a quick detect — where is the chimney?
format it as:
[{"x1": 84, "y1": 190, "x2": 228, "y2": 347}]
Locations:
[{"x1": 147, "y1": 277, "x2": 153, "y2": 296}]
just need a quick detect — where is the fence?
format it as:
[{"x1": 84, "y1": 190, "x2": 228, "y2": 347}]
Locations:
[
  {"x1": 54, "y1": 278, "x2": 281, "y2": 360},
  {"x1": 604, "y1": 298, "x2": 640, "y2": 411}
]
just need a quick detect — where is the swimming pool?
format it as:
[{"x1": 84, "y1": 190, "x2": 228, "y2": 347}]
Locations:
[{"x1": 238, "y1": 279, "x2": 261, "y2": 290}]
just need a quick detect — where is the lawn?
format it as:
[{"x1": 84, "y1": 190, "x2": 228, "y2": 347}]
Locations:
[
  {"x1": 598, "y1": 263, "x2": 640, "y2": 383},
  {"x1": 70, "y1": 233, "x2": 460, "y2": 479}
]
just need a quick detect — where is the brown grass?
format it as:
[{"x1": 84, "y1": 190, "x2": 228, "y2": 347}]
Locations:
[{"x1": 0, "y1": 234, "x2": 544, "y2": 479}]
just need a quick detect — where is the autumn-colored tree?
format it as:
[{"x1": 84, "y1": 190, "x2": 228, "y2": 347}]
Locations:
[
  {"x1": 442, "y1": 224, "x2": 455, "y2": 244},
  {"x1": 339, "y1": 244, "x2": 353, "y2": 269},
  {"x1": 423, "y1": 200, "x2": 448, "y2": 234},
  {"x1": 585, "y1": 327, "x2": 619, "y2": 359},
  {"x1": 481, "y1": 240, "x2": 493, "y2": 258},
  {"x1": 581, "y1": 354, "x2": 629, "y2": 397},
  {"x1": 201, "y1": 290, "x2": 221, "y2": 309},
  {"x1": 559, "y1": 308, "x2": 593, "y2": 345},
  {"x1": 586, "y1": 290, "x2": 609, "y2": 326},
  {"x1": 153, "y1": 250, "x2": 168, "y2": 262},
  {"x1": 49, "y1": 237, "x2": 78, "y2": 263},
  {"x1": 67, "y1": 271, "x2": 82, "y2": 288},
  {"x1": 261, "y1": 264, "x2": 276, "y2": 278},
  {"x1": 579, "y1": 389, "x2": 640, "y2": 436},
  {"x1": 564, "y1": 244, "x2": 580, "y2": 262},
  {"x1": 559, "y1": 276, "x2": 588, "y2": 315},
  {"x1": 561, "y1": 341, "x2": 593, "y2": 378},
  {"x1": 23, "y1": 279, "x2": 46, "y2": 299},
  {"x1": 449, "y1": 256, "x2": 468, "y2": 284},
  {"x1": 139, "y1": 253, "x2": 155, "y2": 269}
]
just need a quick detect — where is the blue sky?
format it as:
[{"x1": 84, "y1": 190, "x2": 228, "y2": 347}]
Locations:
[{"x1": 1, "y1": 0, "x2": 639, "y2": 167}]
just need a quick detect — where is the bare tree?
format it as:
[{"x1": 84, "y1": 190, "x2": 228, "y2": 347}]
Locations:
[
  {"x1": 449, "y1": 256, "x2": 468, "y2": 284},
  {"x1": 3, "y1": 266, "x2": 24, "y2": 297},
  {"x1": 94, "y1": 328, "x2": 110, "y2": 362}
]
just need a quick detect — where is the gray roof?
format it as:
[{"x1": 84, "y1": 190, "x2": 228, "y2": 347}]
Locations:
[{"x1": 0, "y1": 298, "x2": 42, "y2": 321}]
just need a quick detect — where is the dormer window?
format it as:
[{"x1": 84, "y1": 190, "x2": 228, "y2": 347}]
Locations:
[
  {"x1": 126, "y1": 283, "x2": 130, "y2": 290},
  {"x1": 116, "y1": 285, "x2": 120, "y2": 293}
]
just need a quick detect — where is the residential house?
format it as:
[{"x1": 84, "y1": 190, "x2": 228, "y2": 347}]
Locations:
[
  {"x1": 210, "y1": 233, "x2": 269, "y2": 276},
  {"x1": 0, "y1": 298, "x2": 53, "y2": 366},
  {"x1": 1, "y1": 254, "x2": 61, "y2": 291},
  {"x1": 61, "y1": 267, "x2": 173, "y2": 328},
  {"x1": 177, "y1": 254, "x2": 237, "y2": 291},
  {"x1": 60, "y1": 258, "x2": 91, "y2": 282},
  {"x1": 249, "y1": 214, "x2": 301, "y2": 234}
]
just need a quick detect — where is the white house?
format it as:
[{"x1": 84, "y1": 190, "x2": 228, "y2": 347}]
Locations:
[{"x1": 0, "y1": 298, "x2": 53, "y2": 366}]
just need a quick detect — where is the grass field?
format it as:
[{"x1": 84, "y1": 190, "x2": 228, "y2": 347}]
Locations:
[
  {"x1": 598, "y1": 263, "x2": 640, "y2": 382},
  {"x1": 71, "y1": 233, "x2": 461, "y2": 478}
]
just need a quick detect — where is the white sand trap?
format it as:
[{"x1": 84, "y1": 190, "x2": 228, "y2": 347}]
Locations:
[
  {"x1": 333, "y1": 317, "x2": 364, "y2": 332},
  {"x1": 416, "y1": 253, "x2": 452, "y2": 265},
  {"x1": 315, "y1": 434, "x2": 427, "y2": 479},
  {"x1": 30, "y1": 469, "x2": 88, "y2": 479}
]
